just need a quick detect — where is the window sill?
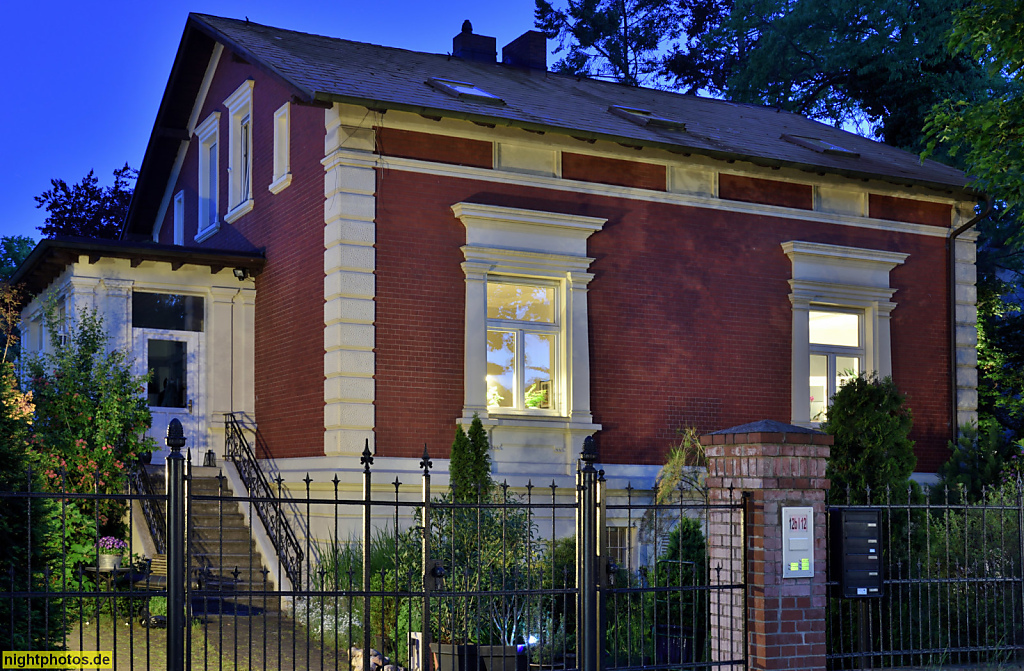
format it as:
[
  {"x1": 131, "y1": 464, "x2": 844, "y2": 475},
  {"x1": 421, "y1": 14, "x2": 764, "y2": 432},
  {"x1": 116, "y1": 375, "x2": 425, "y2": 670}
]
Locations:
[
  {"x1": 194, "y1": 222, "x2": 220, "y2": 243},
  {"x1": 224, "y1": 198, "x2": 254, "y2": 224},
  {"x1": 268, "y1": 172, "x2": 292, "y2": 195},
  {"x1": 464, "y1": 413, "x2": 600, "y2": 432}
]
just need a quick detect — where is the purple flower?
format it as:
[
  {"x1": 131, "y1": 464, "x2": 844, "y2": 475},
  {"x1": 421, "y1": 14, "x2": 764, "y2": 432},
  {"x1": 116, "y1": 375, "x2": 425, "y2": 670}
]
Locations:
[{"x1": 97, "y1": 536, "x2": 128, "y2": 555}]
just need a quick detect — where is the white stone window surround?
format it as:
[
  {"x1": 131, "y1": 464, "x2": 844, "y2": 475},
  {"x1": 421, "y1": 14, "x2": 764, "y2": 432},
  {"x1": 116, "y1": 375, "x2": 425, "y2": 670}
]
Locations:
[
  {"x1": 224, "y1": 79, "x2": 255, "y2": 224},
  {"x1": 782, "y1": 241, "x2": 909, "y2": 426},
  {"x1": 195, "y1": 112, "x2": 220, "y2": 242},
  {"x1": 453, "y1": 203, "x2": 606, "y2": 456},
  {"x1": 269, "y1": 102, "x2": 292, "y2": 194}
]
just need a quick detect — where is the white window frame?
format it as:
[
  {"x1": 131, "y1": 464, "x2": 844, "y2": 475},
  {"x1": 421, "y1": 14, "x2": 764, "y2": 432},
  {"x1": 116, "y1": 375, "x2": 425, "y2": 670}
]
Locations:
[
  {"x1": 269, "y1": 102, "x2": 292, "y2": 194},
  {"x1": 486, "y1": 277, "x2": 561, "y2": 415},
  {"x1": 808, "y1": 308, "x2": 865, "y2": 421},
  {"x1": 223, "y1": 79, "x2": 255, "y2": 224},
  {"x1": 195, "y1": 112, "x2": 220, "y2": 242},
  {"x1": 453, "y1": 203, "x2": 606, "y2": 452},
  {"x1": 172, "y1": 190, "x2": 185, "y2": 246},
  {"x1": 783, "y1": 241, "x2": 909, "y2": 426}
]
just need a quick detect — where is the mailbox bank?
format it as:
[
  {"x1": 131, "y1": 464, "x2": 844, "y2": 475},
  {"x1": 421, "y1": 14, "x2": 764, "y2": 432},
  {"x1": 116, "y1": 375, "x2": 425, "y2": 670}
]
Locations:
[{"x1": 829, "y1": 508, "x2": 884, "y2": 598}]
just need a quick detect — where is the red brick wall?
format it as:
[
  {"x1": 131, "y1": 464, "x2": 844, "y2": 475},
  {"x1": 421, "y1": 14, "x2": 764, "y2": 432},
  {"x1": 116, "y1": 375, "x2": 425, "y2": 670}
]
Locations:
[
  {"x1": 156, "y1": 51, "x2": 326, "y2": 458},
  {"x1": 376, "y1": 127, "x2": 493, "y2": 168},
  {"x1": 869, "y1": 194, "x2": 952, "y2": 227},
  {"x1": 562, "y1": 153, "x2": 667, "y2": 191},
  {"x1": 373, "y1": 153, "x2": 951, "y2": 466},
  {"x1": 720, "y1": 174, "x2": 813, "y2": 210}
]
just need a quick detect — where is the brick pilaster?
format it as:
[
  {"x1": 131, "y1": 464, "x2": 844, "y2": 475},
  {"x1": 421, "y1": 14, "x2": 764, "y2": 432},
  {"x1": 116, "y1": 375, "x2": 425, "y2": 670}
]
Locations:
[{"x1": 702, "y1": 421, "x2": 832, "y2": 671}]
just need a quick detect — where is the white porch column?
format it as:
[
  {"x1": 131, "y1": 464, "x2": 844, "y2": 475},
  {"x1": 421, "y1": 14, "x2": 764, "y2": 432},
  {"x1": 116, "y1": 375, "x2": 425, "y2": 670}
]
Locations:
[{"x1": 97, "y1": 278, "x2": 133, "y2": 352}]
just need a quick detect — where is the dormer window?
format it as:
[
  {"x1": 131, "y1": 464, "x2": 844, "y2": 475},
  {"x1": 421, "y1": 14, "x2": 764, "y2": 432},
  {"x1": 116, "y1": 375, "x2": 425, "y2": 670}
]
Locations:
[
  {"x1": 782, "y1": 134, "x2": 860, "y2": 158},
  {"x1": 224, "y1": 79, "x2": 255, "y2": 224},
  {"x1": 608, "y1": 105, "x2": 686, "y2": 131},
  {"x1": 427, "y1": 77, "x2": 504, "y2": 104}
]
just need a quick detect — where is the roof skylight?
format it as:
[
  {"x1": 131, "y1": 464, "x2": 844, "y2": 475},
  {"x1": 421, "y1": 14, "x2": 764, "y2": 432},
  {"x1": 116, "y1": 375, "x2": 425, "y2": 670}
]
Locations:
[
  {"x1": 608, "y1": 105, "x2": 686, "y2": 131},
  {"x1": 427, "y1": 78, "x2": 504, "y2": 105},
  {"x1": 782, "y1": 134, "x2": 860, "y2": 158}
]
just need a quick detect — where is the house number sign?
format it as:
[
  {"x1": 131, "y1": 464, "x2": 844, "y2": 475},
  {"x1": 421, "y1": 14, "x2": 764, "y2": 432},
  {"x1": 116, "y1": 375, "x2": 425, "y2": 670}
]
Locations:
[{"x1": 781, "y1": 506, "x2": 814, "y2": 578}]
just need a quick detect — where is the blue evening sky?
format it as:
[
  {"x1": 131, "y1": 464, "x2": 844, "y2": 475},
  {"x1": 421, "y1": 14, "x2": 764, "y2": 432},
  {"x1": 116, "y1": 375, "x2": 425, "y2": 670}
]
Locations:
[{"x1": 0, "y1": 1, "x2": 538, "y2": 243}]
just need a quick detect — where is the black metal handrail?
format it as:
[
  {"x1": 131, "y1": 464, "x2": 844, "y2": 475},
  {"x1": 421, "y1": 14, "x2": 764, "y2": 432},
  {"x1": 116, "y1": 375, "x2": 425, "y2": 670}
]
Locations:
[
  {"x1": 129, "y1": 460, "x2": 167, "y2": 553},
  {"x1": 223, "y1": 412, "x2": 303, "y2": 588}
]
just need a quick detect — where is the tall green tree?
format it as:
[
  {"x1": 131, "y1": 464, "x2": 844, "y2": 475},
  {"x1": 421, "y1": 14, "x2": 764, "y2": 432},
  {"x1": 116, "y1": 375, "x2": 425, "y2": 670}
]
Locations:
[
  {"x1": 0, "y1": 236, "x2": 34, "y2": 280},
  {"x1": 449, "y1": 413, "x2": 493, "y2": 502},
  {"x1": 35, "y1": 164, "x2": 136, "y2": 240}
]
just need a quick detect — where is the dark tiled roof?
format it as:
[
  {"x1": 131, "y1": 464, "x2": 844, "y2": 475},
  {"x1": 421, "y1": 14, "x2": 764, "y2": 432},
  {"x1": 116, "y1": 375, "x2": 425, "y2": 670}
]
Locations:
[
  {"x1": 193, "y1": 13, "x2": 970, "y2": 194},
  {"x1": 710, "y1": 419, "x2": 823, "y2": 435}
]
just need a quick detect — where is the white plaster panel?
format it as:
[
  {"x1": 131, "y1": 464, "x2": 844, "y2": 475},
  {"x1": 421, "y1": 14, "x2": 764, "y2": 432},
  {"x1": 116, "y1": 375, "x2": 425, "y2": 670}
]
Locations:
[
  {"x1": 324, "y1": 349, "x2": 375, "y2": 376},
  {"x1": 325, "y1": 192, "x2": 376, "y2": 224},
  {"x1": 955, "y1": 325, "x2": 978, "y2": 348},
  {"x1": 955, "y1": 262, "x2": 977, "y2": 285},
  {"x1": 325, "y1": 377, "x2": 375, "y2": 402},
  {"x1": 324, "y1": 296, "x2": 375, "y2": 324},
  {"x1": 324, "y1": 164, "x2": 376, "y2": 195},
  {"x1": 957, "y1": 389, "x2": 978, "y2": 411},
  {"x1": 324, "y1": 120, "x2": 375, "y2": 155},
  {"x1": 956, "y1": 304, "x2": 977, "y2": 324},
  {"x1": 324, "y1": 270, "x2": 375, "y2": 300},
  {"x1": 496, "y1": 143, "x2": 556, "y2": 176},
  {"x1": 955, "y1": 238, "x2": 977, "y2": 264},
  {"x1": 956, "y1": 347, "x2": 978, "y2": 367},
  {"x1": 325, "y1": 401, "x2": 375, "y2": 428},
  {"x1": 325, "y1": 219, "x2": 376, "y2": 247},
  {"x1": 956, "y1": 367, "x2": 978, "y2": 388},
  {"x1": 815, "y1": 186, "x2": 866, "y2": 217},
  {"x1": 955, "y1": 284, "x2": 977, "y2": 304},
  {"x1": 670, "y1": 167, "x2": 715, "y2": 197},
  {"x1": 325, "y1": 322, "x2": 375, "y2": 350},
  {"x1": 324, "y1": 428, "x2": 375, "y2": 456},
  {"x1": 324, "y1": 245, "x2": 375, "y2": 273}
]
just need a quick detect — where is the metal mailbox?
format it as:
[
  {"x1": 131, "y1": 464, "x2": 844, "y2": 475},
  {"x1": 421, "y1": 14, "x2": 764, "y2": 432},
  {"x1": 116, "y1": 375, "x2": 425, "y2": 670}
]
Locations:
[{"x1": 829, "y1": 508, "x2": 883, "y2": 598}]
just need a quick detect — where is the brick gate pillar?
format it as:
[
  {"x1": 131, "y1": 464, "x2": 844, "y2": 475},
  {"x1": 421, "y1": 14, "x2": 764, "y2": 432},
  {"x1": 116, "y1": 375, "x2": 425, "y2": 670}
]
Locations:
[{"x1": 702, "y1": 420, "x2": 832, "y2": 671}]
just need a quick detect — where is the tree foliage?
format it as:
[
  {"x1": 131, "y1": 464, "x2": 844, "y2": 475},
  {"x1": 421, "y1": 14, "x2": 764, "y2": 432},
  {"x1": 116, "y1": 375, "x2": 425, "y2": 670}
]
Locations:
[
  {"x1": 823, "y1": 373, "x2": 917, "y2": 499},
  {"x1": 0, "y1": 235, "x2": 34, "y2": 280},
  {"x1": 535, "y1": 0, "x2": 724, "y2": 87},
  {"x1": 675, "y1": 0, "x2": 993, "y2": 150},
  {"x1": 35, "y1": 164, "x2": 136, "y2": 240},
  {"x1": 449, "y1": 414, "x2": 494, "y2": 502}
]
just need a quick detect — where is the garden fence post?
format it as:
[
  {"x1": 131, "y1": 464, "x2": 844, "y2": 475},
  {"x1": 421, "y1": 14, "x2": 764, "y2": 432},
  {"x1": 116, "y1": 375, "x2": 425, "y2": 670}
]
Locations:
[
  {"x1": 362, "y1": 440, "x2": 373, "y2": 671},
  {"x1": 420, "y1": 446, "x2": 433, "y2": 671},
  {"x1": 165, "y1": 418, "x2": 187, "y2": 671},
  {"x1": 578, "y1": 436, "x2": 599, "y2": 671}
]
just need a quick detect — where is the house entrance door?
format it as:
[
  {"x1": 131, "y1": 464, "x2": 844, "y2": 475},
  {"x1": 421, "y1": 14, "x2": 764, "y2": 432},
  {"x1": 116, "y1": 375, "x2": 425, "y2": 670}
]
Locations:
[{"x1": 135, "y1": 330, "x2": 203, "y2": 464}]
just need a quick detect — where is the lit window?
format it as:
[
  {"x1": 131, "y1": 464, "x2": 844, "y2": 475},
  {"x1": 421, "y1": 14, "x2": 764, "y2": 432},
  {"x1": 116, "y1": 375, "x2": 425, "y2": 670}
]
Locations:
[
  {"x1": 224, "y1": 79, "x2": 255, "y2": 224},
  {"x1": 427, "y1": 77, "x2": 504, "y2": 104},
  {"x1": 269, "y1": 102, "x2": 292, "y2": 194},
  {"x1": 195, "y1": 112, "x2": 220, "y2": 241},
  {"x1": 606, "y1": 526, "x2": 633, "y2": 569},
  {"x1": 808, "y1": 310, "x2": 863, "y2": 421},
  {"x1": 486, "y1": 280, "x2": 558, "y2": 412}
]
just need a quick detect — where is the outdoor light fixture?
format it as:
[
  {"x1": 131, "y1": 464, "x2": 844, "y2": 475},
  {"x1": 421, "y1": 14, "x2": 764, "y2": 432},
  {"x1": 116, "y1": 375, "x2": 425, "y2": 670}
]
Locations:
[{"x1": 233, "y1": 267, "x2": 250, "y2": 281}]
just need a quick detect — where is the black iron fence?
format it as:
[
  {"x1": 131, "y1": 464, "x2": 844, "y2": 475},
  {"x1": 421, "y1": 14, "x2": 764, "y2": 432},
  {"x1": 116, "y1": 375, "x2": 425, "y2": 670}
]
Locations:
[
  {"x1": 3, "y1": 431, "x2": 745, "y2": 671},
  {"x1": 825, "y1": 481, "x2": 1024, "y2": 669}
]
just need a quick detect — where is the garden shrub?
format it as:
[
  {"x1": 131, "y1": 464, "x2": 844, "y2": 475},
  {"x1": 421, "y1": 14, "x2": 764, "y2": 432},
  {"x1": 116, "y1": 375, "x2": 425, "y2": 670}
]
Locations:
[
  {"x1": 823, "y1": 372, "x2": 918, "y2": 502},
  {"x1": 933, "y1": 420, "x2": 1017, "y2": 503}
]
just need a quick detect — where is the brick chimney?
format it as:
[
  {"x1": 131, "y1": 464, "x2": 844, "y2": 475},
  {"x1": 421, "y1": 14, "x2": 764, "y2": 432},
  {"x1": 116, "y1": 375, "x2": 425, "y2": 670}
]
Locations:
[
  {"x1": 502, "y1": 31, "x2": 547, "y2": 70},
  {"x1": 452, "y1": 20, "x2": 496, "y2": 63}
]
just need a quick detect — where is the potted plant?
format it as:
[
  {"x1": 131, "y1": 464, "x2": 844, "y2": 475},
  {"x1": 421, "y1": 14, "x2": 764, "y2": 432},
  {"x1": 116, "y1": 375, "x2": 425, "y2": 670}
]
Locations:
[{"x1": 97, "y1": 536, "x2": 128, "y2": 571}]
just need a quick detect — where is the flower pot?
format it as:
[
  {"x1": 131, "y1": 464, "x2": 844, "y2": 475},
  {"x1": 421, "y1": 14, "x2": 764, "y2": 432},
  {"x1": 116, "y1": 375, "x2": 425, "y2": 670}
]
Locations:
[{"x1": 98, "y1": 554, "x2": 122, "y2": 571}]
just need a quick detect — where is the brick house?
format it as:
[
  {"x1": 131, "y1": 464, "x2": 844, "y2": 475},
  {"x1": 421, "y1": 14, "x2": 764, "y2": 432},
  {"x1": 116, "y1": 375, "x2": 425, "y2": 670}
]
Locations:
[{"x1": 15, "y1": 13, "x2": 981, "y2": 490}]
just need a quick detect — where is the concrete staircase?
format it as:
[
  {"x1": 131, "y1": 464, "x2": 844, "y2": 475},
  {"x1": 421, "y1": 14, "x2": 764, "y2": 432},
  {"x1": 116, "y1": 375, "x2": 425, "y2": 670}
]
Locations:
[{"x1": 143, "y1": 464, "x2": 281, "y2": 614}]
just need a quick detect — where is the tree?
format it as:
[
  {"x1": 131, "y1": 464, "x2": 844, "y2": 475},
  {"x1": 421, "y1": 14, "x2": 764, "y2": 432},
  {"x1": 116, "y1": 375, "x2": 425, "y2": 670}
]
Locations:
[
  {"x1": 675, "y1": 0, "x2": 995, "y2": 151},
  {"x1": 822, "y1": 373, "x2": 917, "y2": 500},
  {"x1": 0, "y1": 236, "x2": 34, "y2": 280},
  {"x1": 534, "y1": 0, "x2": 704, "y2": 86},
  {"x1": 34, "y1": 164, "x2": 136, "y2": 239},
  {"x1": 449, "y1": 414, "x2": 493, "y2": 502}
]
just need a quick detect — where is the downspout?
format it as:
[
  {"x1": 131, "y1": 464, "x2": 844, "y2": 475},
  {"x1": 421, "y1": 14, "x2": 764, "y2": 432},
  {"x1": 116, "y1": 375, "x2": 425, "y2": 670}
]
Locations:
[{"x1": 949, "y1": 196, "x2": 994, "y2": 440}]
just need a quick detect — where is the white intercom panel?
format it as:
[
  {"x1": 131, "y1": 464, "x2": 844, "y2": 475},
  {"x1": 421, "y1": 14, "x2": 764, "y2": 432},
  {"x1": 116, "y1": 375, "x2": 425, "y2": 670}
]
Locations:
[{"x1": 782, "y1": 506, "x2": 814, "y2": 578}]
